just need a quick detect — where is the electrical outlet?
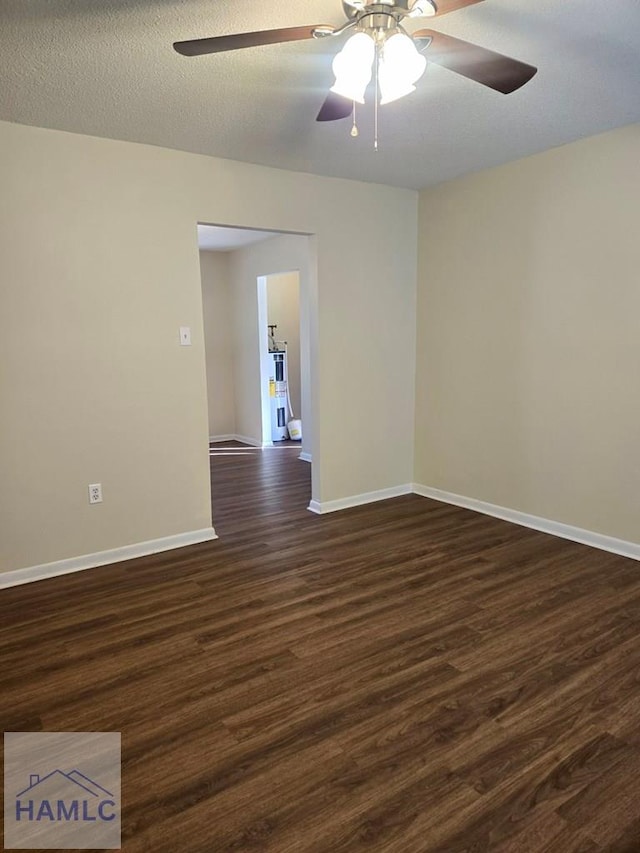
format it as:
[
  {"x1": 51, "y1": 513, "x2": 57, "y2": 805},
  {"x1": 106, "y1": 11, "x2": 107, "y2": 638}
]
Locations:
[{"x1": 88, "y1": 483, "x2": 103, "y2": 504}]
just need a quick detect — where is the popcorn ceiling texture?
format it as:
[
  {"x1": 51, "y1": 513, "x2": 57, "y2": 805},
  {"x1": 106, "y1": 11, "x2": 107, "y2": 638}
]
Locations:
[{"x1": 1, "y1": 0, "x2": 639, "y2": 189}]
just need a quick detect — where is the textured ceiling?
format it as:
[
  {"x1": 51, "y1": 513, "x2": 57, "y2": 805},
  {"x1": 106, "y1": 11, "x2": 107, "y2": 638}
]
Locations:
[{"x1": 1, "y1": 0, "x2": 639, "y2": 190}]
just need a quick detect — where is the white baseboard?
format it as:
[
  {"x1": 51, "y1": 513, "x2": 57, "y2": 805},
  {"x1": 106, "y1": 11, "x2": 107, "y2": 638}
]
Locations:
[
  {"x1": 308, "y1": 484, "x2": 412, "y2": 515},
  {"x1": 298, "y1": 451, "x2": 312, "y2": 463},
  {"x1": 209, "y1": 434, "x2": 265, "y2": 448},
  {"x1": 412, "y1": 484, "x2": 640, "y2": 562},
  {"x1": 209, "y1": 436, "x2": 306, "y2": 451},
  {"x1": 0, "y1": 527, "x2": 218, "y2": 590}
]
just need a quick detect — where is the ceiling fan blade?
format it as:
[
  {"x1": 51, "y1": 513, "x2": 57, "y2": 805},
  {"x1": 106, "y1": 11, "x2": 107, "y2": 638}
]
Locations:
[
  {"x1": 432, "y1": 0, "x2": 485, "y2": 17},
  {"x1": 413, "y1": 29, "x2": 537, "y2": 93},
  {"x1": 316, "y1": 92, "x2": 354, "y2": 122},
  {"x1": 174, "y1": 25, "x2": 331, "y2": 57}
]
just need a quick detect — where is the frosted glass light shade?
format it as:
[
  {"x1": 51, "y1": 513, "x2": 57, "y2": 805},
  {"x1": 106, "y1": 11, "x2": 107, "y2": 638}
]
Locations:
[
  {"x1": 379, "y1": 32, "x2": 427, "y2": 105},
  {"x1": 330, "y1": 32, "x2": 375, "y2": 104}
]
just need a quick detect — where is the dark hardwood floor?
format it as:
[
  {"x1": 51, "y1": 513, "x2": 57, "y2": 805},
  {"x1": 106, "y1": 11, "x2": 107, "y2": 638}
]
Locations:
[{"x1": 2, "y1": 443, "x2": 640, "y2": 851}]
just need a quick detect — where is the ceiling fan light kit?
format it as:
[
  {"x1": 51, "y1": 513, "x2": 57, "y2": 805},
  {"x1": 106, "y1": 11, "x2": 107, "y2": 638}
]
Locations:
[
  {"x1": 378, "y1": 32, "x2": 428, "y2": 104},
  {"x1": 173, "y1": 0, "x2": 537, "y2": 143},
  {"x1": 330, "y1": 31, "x2": 376, "y2": 103},
  {"x1": 328, "y1": 27, "x2": 428, "y2": 106}
]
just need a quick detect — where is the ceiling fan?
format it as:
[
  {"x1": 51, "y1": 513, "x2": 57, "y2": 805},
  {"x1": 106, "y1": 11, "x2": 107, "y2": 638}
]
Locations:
[{"x1": 173, "y1": 0, "x2": 537, "y2": 123}]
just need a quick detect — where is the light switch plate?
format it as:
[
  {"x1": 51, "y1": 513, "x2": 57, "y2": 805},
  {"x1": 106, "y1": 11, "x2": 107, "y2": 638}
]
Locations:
[{"x1": 179, "y1": 326, "x2": 191, "y2": 346}]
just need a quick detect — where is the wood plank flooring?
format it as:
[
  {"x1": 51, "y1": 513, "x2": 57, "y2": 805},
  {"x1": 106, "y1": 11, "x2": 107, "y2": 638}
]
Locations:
[{"x1": 2, "y1": 443, "x2": 640, "y2": 851}]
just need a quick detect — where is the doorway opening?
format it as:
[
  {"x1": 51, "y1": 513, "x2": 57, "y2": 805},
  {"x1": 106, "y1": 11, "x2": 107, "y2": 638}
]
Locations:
[
  {"x1": 257, "y1": 271, "x2": 303, "y2": 450},
  {"x1": 197, "y1": 223, "x2": 315, "y2": 521}
]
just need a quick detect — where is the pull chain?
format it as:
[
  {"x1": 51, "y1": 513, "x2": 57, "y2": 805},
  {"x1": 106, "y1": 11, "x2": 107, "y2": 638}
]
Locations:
[
  {"x1": 350, "y1": 101, "x2": 358, "y2": 137},
  {"x1": 374, "y1": 43, "x2": 379, "y2": 150}
]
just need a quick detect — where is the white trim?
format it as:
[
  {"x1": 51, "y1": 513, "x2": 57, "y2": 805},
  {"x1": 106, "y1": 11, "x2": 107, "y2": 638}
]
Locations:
[
  {"x1": 0, "y1": 527, "x2": 218, "y2": 590},
  {"x1": 412, "y1": 484, "x2": 640, "y2": 562},
  {"x1": 298, "y1": 451, "x2": 312, "y2": 463},
  {"x1": 308, "y1": 484, "x2": 412, "y2": 515},
  {"x1": 209, "y1": 434, "x2": 265, "y2": 448}
]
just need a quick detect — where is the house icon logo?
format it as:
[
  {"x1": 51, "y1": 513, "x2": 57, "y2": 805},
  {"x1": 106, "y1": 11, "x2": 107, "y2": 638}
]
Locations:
[
  {"x1": 15, "y1": 769, "x2": 117, "y2": 822},
  {"x1": 4, "y1": 731, "x2": 121, "y2": 850}
]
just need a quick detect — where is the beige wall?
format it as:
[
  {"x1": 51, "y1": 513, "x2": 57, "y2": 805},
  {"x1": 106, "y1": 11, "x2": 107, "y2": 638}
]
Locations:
[
  {"x1": 0, "y1": 119, "x2": 417, "y2": 573},
  {"x1": 267, "y1": 271, "x2": 301, "y2": 422},
  {"x1": 415, "y1": 123, "x2": 640, "y2": 544},
  {"x1": 199, "y1": 250, "x2": 235, "y2": 438},
  {"x1": 2, "y1": 114, "x2": 637, "y2": 575}
]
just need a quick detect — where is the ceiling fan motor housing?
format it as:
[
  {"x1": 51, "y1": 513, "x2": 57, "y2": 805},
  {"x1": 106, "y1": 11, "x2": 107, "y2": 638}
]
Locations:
[
  {"x1": 342, "y1": 0, "x2": 430, "y2": 22},
  {"x1": 359, "y1": 10, "x2": 402, "y2": 32}
]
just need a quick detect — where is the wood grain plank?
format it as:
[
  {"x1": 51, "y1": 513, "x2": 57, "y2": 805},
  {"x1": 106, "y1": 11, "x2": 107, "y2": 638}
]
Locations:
[{"x1": 1, "y1": 442, "x2": 639, "y2": 851}]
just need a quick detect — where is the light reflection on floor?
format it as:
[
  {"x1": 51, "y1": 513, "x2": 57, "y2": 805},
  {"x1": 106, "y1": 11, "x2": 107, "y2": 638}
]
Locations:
[{"x1": 209, "y1": 444, "x2": 301, "y2": 456}]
